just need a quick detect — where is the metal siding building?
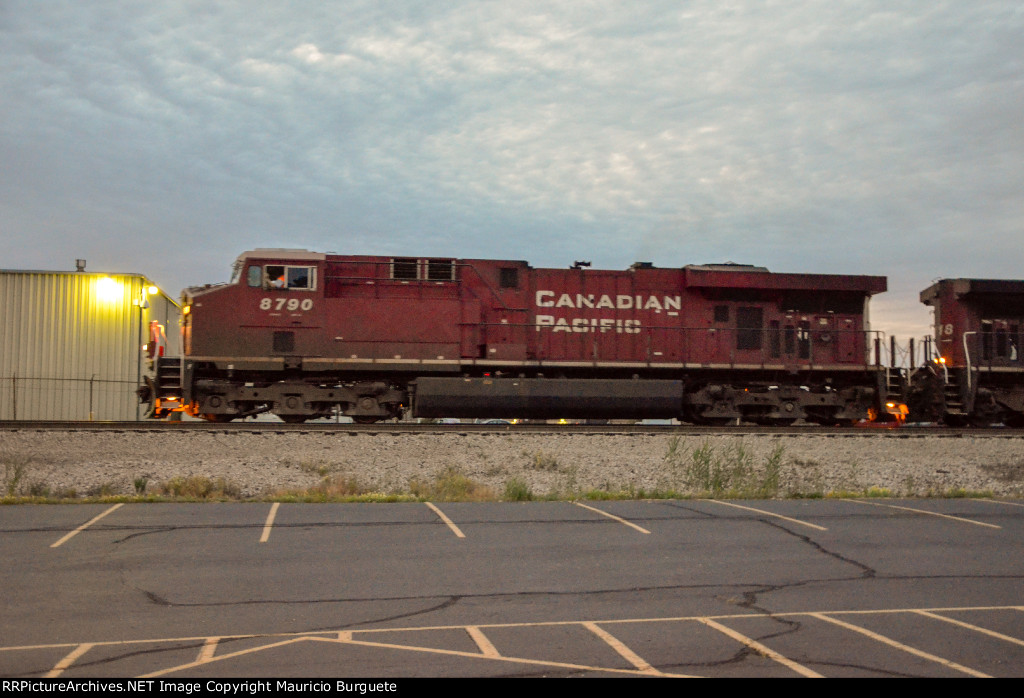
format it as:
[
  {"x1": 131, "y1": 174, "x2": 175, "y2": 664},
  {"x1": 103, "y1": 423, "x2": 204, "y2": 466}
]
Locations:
[{"x1": 0, "y1": 269, "x2": 181, "y2": 420}]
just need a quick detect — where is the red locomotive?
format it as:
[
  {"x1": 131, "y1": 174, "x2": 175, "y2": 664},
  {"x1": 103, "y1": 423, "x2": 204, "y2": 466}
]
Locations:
[
  {"x1": 909, "y1": 279, "x2": 1024, "y2": 426},
  {"x1": 143, "y1": 249, "x2": 889, "y2": 424}
]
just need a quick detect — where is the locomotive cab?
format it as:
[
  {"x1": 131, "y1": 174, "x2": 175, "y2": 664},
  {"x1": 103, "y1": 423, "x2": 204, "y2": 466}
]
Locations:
[{"x1": 913, "y1": 279, "x2": 1024, "y2": 426}]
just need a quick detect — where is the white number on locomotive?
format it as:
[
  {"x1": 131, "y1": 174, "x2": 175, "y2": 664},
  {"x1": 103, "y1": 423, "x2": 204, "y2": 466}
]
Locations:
[{"x1": 260, "y1": 298, "x2": 314, "y2": 311}]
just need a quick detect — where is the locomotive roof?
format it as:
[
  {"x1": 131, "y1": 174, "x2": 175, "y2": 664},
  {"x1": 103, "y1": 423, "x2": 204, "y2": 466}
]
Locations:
[
  {"x1": 230, "y1": 250, "x2": 886, "y2": 294},
  {"x1": 683, "y1": 265, "x2": 886, "y2": 294},
  {"x1": 236, "y1": 249, "x2": 327, "y2": 262},
  {"x1": 921, "y1": 278, "x2": 1024, "y2": 304}
]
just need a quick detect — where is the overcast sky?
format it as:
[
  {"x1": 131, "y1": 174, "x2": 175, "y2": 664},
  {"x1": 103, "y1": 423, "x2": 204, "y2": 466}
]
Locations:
[{"x1": 2, "y1": 1, "x2": 1022, "y2": 340}]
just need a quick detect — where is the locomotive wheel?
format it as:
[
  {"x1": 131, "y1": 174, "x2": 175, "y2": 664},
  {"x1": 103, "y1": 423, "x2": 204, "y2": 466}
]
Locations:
[
  {"x1": 201, "y1": 414, "x2": 235, "y2": 423},
  {"x1": 279, "y1": 415, "x2": 309, "y2": 424},
  {"x1": 352, "y1": 416, "x2": 380, "y2": 424}
]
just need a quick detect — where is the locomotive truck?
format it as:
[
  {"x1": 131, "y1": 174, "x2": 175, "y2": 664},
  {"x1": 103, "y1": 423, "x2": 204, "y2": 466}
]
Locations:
[{"x1": 141, "y1": 249, "x2": 890, "y2": 424}]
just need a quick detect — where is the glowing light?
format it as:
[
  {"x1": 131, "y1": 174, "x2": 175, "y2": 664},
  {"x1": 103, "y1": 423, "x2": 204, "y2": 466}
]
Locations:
[
  {"x1": 147, "y1": 285, "x2": 159, "y2": 296},
  {"x1": 96, "y1": 277, "x2": 121, "y2": 302}
]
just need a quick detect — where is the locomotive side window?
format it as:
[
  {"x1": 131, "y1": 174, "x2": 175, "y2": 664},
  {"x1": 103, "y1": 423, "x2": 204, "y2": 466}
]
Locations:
[
  {"x1": 500, "y1": 267, "x2": 519, "y2": 289},
  {"x1": 247, "y1": 266, "x2": 262, "y2": 287},
  {"x1": 265, "y1": 265, "x2": 316, "y2": 290},
  {"x1": 391, "y1": 258, "x2": 419, "y2": 280},
  {"x1": 426, "y1": 259, "x2": 455, "y2": 281}
]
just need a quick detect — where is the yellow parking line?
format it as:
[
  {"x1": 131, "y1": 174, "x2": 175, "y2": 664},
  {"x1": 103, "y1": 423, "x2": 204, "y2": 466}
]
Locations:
[
  {"x1": 140, "y1": 637, "x2": 311, "y2": 678},
  {"x1": 50, "y1": 503, "x2": 124, "y2": 548},
  {"x1": 45, "y1": 643, "x2": 94, "y2": 678},
  {"x1": 913, "y1": 610, "x2": 1024, "y2": 647},
  {"x1": 425, "y1": 502, "x2": 465, "y2": 538},
  {"x1": 325, "y1": 635, "x2": 697, "y2": 677},
  {"x1": 197, "y1": 637, "x2": 219, "y2": 662},
  {"x1": 573, "y1": 502, "x2": 651, "y2": 534},
  {"x1": 703, "y1": 500, "x2": 828, "y2": 531},
  {"x1": 142, "y1": 634, "x2": 695, "y2": 678},
  {"x1": 583, "y1": 621, "x2": 662, "y2": 675},
  {"x1": 977, "y1": 499, "x2": 1024, "y2": 508},
  {"x1": 696, "y1": 618, "x2": 823, "y2": 678},
  {"x1": 847, "y1": 500, "x2": 1001, "y2": 529},
  {"x1": 466, "y1": 626, "x2": 501, "y2": 658},
  {"x1": 809, "y1": 612, "x2": 990, "y2": 677},
  {"x1": 260, "y1": 502, "x2": 279, "y2": 543}
]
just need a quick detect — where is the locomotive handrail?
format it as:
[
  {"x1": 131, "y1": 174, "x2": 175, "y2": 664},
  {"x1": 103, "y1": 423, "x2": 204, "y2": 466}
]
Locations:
[
  {"x1": 485, "y1": 322, "x2": 877, "y2": 369},
  {"x1": 962, "y1": 331, "x2": 976, "y2": 391}
]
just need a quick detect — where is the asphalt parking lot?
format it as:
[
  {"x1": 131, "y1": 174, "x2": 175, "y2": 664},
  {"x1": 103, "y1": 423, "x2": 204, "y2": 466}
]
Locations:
[{"x1": 1, "y1": 498, "x2": 1022, "y2": 677}]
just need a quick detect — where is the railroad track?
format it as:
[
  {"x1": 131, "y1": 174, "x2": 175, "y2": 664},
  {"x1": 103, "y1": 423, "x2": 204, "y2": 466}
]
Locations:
[{"x1": 2, "y1": 420, "x2": 1022, "y2": 437}]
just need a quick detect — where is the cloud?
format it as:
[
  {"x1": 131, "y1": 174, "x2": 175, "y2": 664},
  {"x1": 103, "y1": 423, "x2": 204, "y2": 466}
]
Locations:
[{"x1": 1, "y1": 1, "x2": 1022, "y2": 339}]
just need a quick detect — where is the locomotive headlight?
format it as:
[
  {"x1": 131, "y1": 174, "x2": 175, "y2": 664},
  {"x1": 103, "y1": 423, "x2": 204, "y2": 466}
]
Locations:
[{"x1": 147, "y1": 285, "x2": 159, "y2": 296}]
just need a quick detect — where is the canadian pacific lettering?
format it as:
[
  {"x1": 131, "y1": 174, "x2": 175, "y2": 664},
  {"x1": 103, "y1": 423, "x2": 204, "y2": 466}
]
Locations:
[
  {"x1": 535, "y1": 290, "x2": 681, "y2": 311},
  {"x1": 533, "y1": 290, "x2": 678, "y2": 333}
]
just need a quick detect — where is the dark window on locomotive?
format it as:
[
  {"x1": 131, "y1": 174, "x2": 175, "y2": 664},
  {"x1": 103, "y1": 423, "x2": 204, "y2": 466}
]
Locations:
[
  {"x1": 769, "y1": 320, "x2": 781, "y2": 358},
  {"x1": 798, "y1": 321, "x2": 811, "y2": 359},
  {"x1": 736, "y1": 307, "x2": 763, "y2": 350},
  {"x1": 265, "y1": 265, "x2": 315, "y2": 290},
  {"x1": 391, "y1": 258, "x2": 419, "y2": 280},
  {"x1": 287, "y1": 267, "x2": 311, "y2": 289},
  {"x1": 272, "y1": 331, "x2": 295, "y2": 353},
  {"x1": 500, "y1": 267, "x2": 519, "y2": 289},
  {"x1": 714, "y1": 305, "x2": 729, "y2": 323},
  {"x1": 426, "y1": 259, "x2": 455, "y2": 281}
]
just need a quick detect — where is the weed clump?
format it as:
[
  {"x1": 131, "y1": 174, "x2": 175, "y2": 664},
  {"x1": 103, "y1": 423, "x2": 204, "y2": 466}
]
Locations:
[
  {"x1": 158, "y1": 476, "x2": 241, "y2": 500},
  {"x1": 2, "y1": 452, "x2": 32, "y2": 496},
  {"x1": 503, "y1": 477, "x2": 534, "y2": 501},
  {"x1": 410, "y1": 467, "x2": 496, "y2": 502},
  {"x1": 526, "y1": 451, "x2": 562, "y2": 471},
  {"x1": 665, "y1": 438, "x2": 786, "y2": 498}
]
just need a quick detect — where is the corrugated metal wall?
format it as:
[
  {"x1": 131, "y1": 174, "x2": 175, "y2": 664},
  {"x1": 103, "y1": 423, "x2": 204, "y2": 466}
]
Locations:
[{"x1": 0, "y1": 271, "x2": 181, "y2": 420}]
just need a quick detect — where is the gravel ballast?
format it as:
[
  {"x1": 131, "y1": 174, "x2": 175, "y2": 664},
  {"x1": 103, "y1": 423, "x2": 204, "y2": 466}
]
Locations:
[{"x1": 3, "y1": 430, "x2": 1024, "y2": 499}]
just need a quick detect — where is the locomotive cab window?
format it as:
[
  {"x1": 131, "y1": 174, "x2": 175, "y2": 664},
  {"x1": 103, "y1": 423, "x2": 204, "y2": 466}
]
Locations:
[
  {"x1": 247, "y1": 265, "x2": 262, "y2": 287},
  {"x1": 265, "y1": 265, "x2": 316, "y2": 291}
]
